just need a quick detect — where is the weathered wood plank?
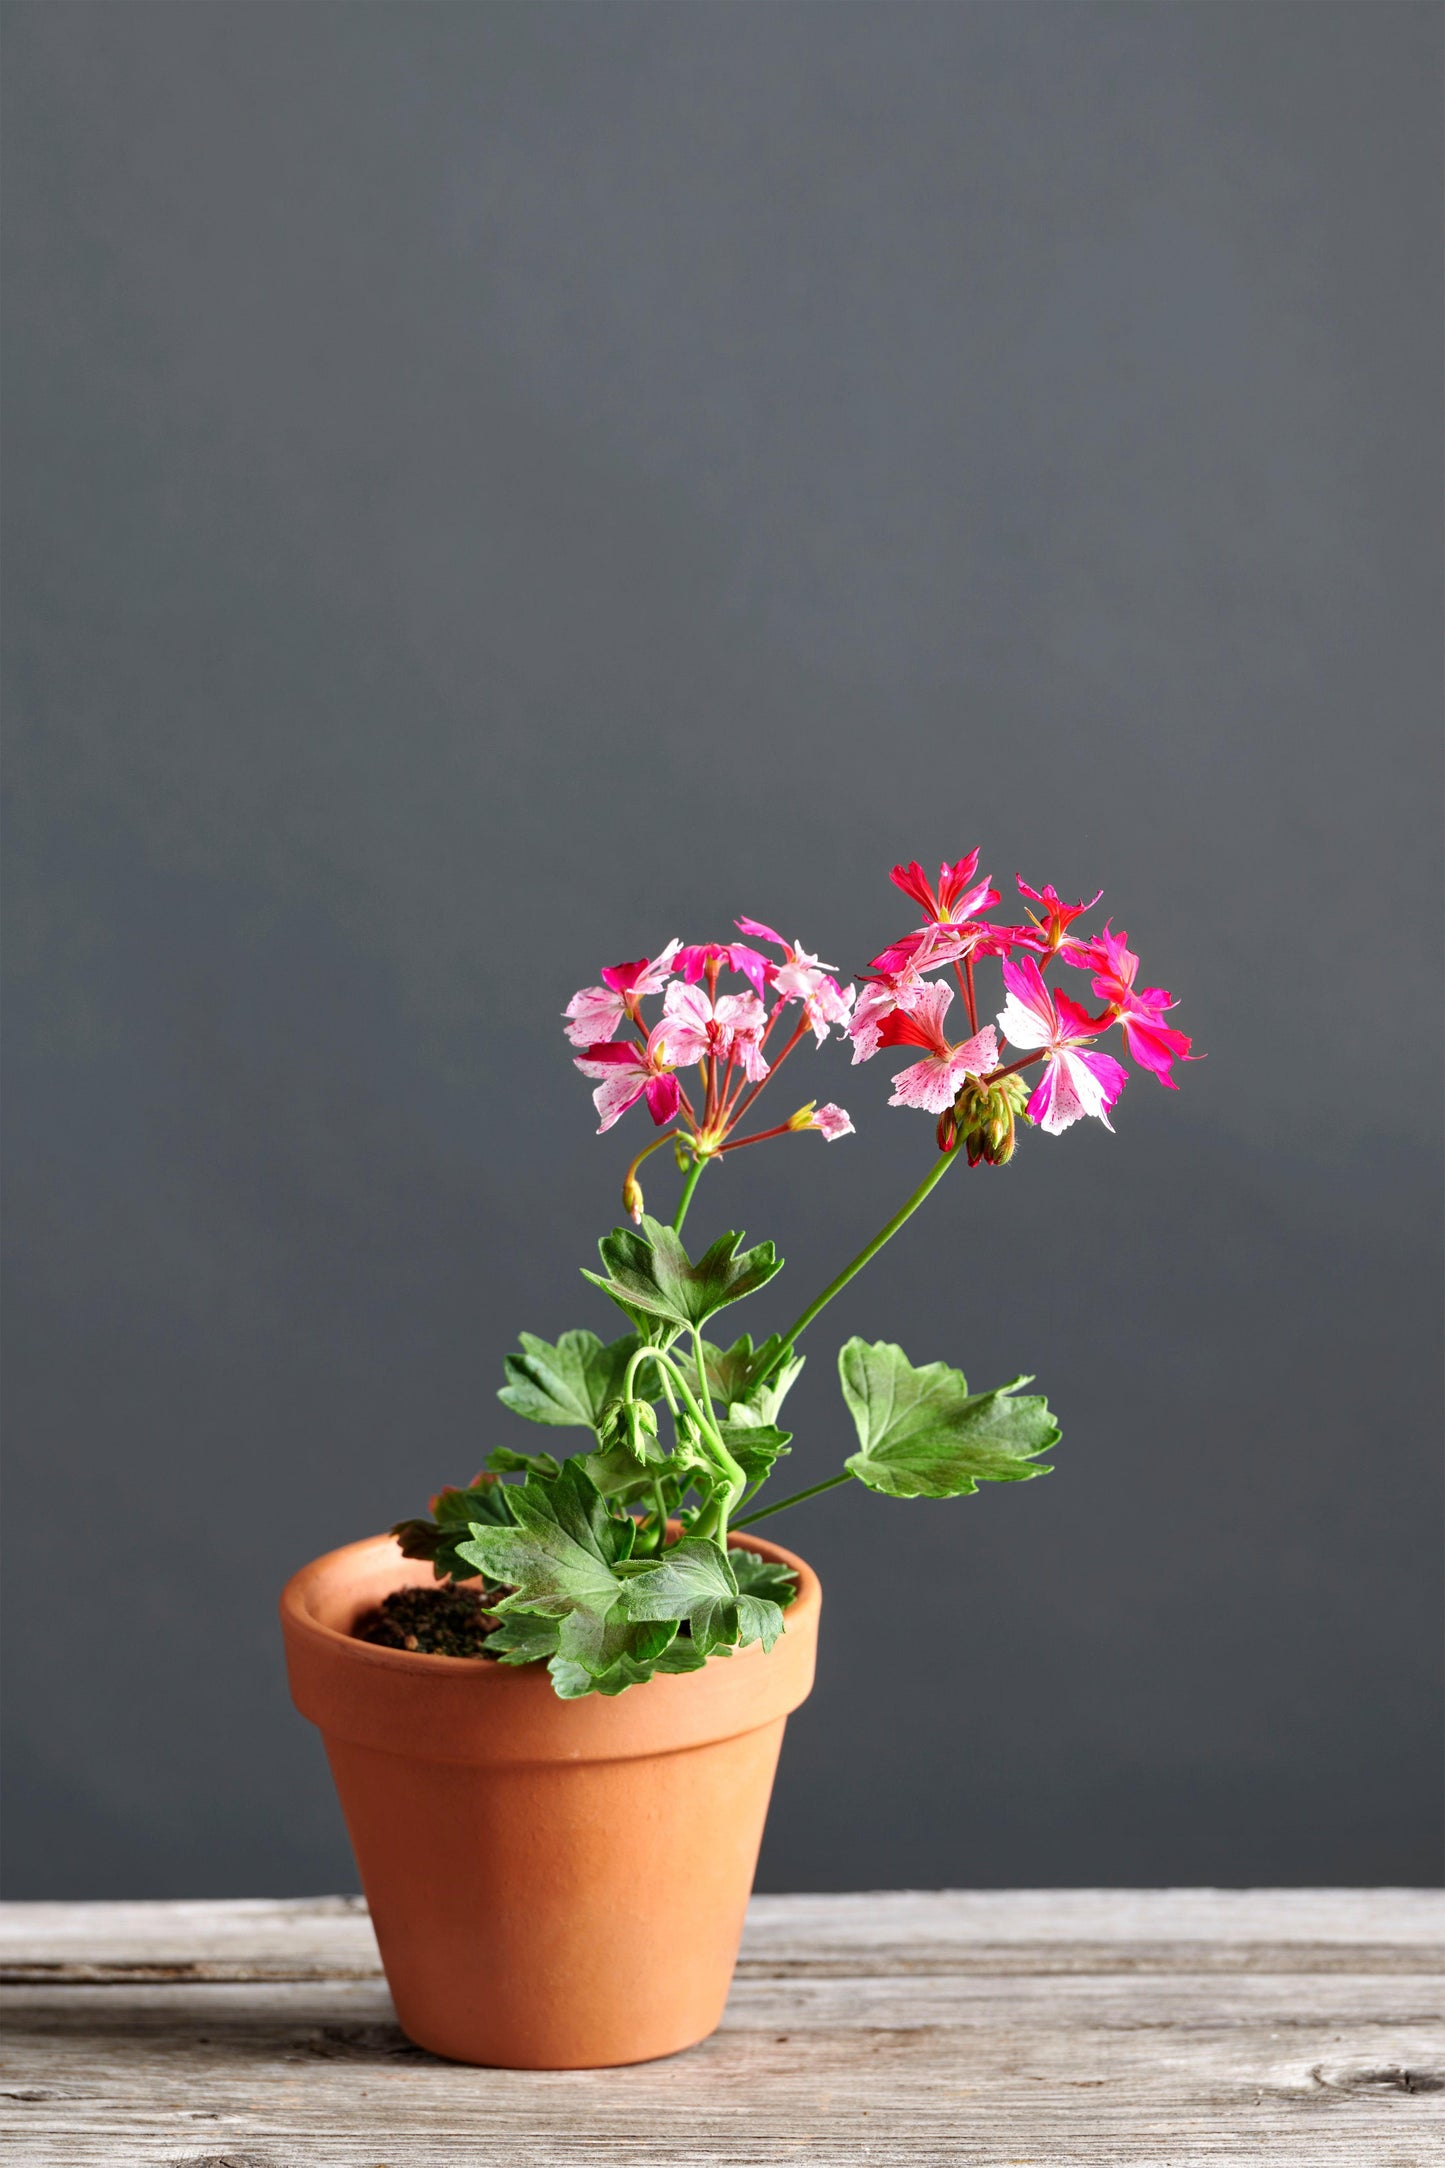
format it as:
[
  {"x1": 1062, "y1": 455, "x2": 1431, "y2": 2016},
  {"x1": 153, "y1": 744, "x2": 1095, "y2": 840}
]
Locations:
[
  {"x1": 3, "y1": 1887, "x2": 1440, "y2": 1974},
  {"x1": 1, "y1": 1892, "x2": 1441, "y2": 2166}
]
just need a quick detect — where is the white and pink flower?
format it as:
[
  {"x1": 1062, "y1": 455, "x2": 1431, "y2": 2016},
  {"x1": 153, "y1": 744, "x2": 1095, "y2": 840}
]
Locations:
[
  {"x1": 563, "y1": 939, "x2": 681, "y2": 1048},
  {"x1": 735, "y1": 918, "x2": 856, "y2": 1044},
  {"x1": 996, "y1": 956, "x2": 1128, "y2": 1135},
  {"x1": 655, "y1": 981, "x2": 771, "y2": 1084},
  {"x1": 573, "y1": 1029, "x2": 681, "y2": 1133},
  {"x1": 871, "y1": 981, "x2": 1001, "y2": 1115}
]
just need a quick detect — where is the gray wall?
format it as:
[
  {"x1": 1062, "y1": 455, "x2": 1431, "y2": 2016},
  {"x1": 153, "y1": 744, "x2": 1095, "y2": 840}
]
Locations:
[{"x1": 3, "y1": 1, "x2": 1440, "y2": 1900}]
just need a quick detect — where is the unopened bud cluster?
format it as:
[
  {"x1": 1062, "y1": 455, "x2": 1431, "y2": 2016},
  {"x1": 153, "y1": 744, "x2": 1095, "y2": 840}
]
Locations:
[{"x1": 937, "y1": 1073, "x2": 1032, "y2": 1165}]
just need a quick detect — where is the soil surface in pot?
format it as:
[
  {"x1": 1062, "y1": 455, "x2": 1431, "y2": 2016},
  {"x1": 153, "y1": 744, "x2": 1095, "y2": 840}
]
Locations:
[{"x1": 354, "y1": 1583, "x2": 500, "y2": 1659}]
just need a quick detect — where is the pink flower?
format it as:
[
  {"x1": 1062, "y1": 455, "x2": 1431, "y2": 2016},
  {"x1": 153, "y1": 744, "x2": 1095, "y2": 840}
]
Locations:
[
  {"x1": 874, "y1": 981, "x2": 1000, "y2": 1115},
  {"x1": 810, "y1": 1102, "x2": 855, "y2": 1141},
  {"x1": 869, "y1": 858, "x2": 1002, "y2": 978},
  {"x1": 573, "y1": 1032, "x2": 681, "y2": 1133},
  {"x1": 996, "y1": 956, "x2": 1128, "y2": 1135},
  {"x1": 1002, "y1": 877, "x2": 1104, "y2": 960},
  {"x1": 656, "y1": 982, "x2": 770, "y2": 1083},
  {"x1": 848, "y1": 924, "x2": 970, "y2": 1062},
  {"x1": 1079, "y1": 926, "x2": 1195, "y2": 1088},
  {"x1": 675, "y1": 940, "x2": 771, "y2": 1001},
  {"x1": 563, "y1": 939, "x2": 681, "y2": 1048},
  {"x1": 735, "y1": 919, "x2": 856, "y2": 1043},
  {"x1": 889, "y1": 853, "x2": 1001, "y2": 927}
]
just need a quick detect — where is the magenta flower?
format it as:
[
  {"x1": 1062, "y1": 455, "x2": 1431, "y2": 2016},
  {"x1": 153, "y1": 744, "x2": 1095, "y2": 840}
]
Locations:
[
  {"x1": 873, "y1": 981, "x2": 1000, "y2": 1115},
  {"x1": 996, "y1": 957, "x2": 1128, "y2": 1135},
  {"x1": 656, "y1": 982, "x2": 771, "y2": 1084},
  {"x1": 1079, "y1": 926, "x2": 1196, "y2": 1089},
  {"x1": 573, "y1": 1031, "x2": 681, "y2": 1133},
  {"x1": 810, "y1": 1102, "x2": 855, "y2": 1140},
  {"x1": 563, "y1": 939, "x2": 681, "y2": 1049},
  {"x1": 888, "y1": 853, "x2": 1001, "y2": 927},
  {"x1": 869, "y1": 857, "x2": 1002, "y2": 980},
  {"x1": 848, "y1": 923, "x2": 970, "y2": 1062},
  {"x1": 1000, "y1": 877, "x2": 1104, "y2": 961},
  {"x1": 675, "y1": 940, "x2": 771, "y2": 1001}
]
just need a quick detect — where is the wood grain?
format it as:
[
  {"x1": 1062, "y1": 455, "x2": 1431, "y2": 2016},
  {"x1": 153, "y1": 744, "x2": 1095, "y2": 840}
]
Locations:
[{"x1": 2, "y1": 1891, "x2": 1441, "y2": 2165}]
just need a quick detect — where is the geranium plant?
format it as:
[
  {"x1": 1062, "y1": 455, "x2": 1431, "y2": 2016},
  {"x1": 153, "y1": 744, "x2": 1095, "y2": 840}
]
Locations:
[{"x1": 389, "y1": 851, "x2": 1195, "y2": 1698}]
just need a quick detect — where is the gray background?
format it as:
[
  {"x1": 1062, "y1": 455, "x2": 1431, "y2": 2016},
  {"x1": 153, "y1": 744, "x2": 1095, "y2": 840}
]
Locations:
[{"x1": 3, "y1": 1, "x2": 1440, "y2": 1901}]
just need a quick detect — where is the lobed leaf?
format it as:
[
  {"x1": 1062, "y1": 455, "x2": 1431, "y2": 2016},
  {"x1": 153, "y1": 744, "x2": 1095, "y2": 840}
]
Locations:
[
  {"x1": 455, "y1": 1460, "x2": 631, "y2": 1616},
  {"x1": 839, "y1": 1338, "x2": 1059, "y2": 1499},
  {"x1": 716, "y1": 1420, "x2": 792, "y2": 1485},
  {"x1": 702, "y1": 1335, "x2": 806, "y2": 1425},
  {"x1": 623, "y1": 1536, "x2": 784, "y2": 1658},
  {"x1": 498, "y1": 1330, "x2": 642, "y2": 1429},
  {"x1": 584, "y1": 1217, "x2": 782, "y2": 1332}
]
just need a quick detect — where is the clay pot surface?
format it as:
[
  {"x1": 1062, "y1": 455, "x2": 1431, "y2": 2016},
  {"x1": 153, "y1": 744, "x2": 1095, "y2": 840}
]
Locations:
[{"x1": 281, "y1": 1527, "x2": 820, "y2": 2068}]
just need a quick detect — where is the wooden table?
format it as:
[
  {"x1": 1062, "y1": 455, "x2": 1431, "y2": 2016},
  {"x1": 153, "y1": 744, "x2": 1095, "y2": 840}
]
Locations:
[{"x1": 2, "y1": 1890, "x2": 1441, "y2": 2164}]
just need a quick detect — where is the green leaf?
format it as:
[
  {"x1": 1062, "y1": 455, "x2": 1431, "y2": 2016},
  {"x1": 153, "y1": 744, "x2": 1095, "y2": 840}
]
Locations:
[
  {"x1": 549, "y1": 1647, "x2": 668, "y2": 1699},
  {"x1": 652, "y1": 1637, "x2": 710, "y2": 1674},
  {"x1": 555, "y1": 1600, "x2": 678, "y2": 1682},
  {"x1": 498, "y1": 1330, "x2": 642, "y2": 1429},
  {"x1": 581, "y1": 1439, "x2": 664, "y2": 1502},
  {"x1": 584, "y1": 1216, "x2": 782, "y2": 1332},
  {"x1": 391, "y1": 1475, "x2": 513, "y2": 1583},
  {"x1": 716, "y1": 1420, "x2": 792, "y2": 1485},
  {"x1": 623, "y1": 1536, "x2": 783, "y2": 1658},
  {"x1": 839, "y1": 1338, "x2": 1060, "y2": 1499},
  {"x1": 485, "y1": 1445, "x2": 562, "y2": 1479},
  {"x1": 454, "y1": 1460, "x2": 631, "y2": 1616},
  {"x1": 703, "y1": 1335, "x2": 806, "y2": 1426},
  {"x1": 431, "y1": 1476, "x2": 512, "y2": 1527},
  {"x1": 485, "y1": 1612, "x2": 561, "y2": 1666},
  {"x1": 729, "y1": 1546, "x2": 800, "y2": 1610},
  {"x1": 733, "y1": 1594, "x2": 786, "y2": 1653}
]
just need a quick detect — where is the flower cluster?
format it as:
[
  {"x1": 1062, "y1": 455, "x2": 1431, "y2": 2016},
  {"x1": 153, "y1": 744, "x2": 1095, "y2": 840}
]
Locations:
[
  {"x1": 566, "y1": 852, "x2": 1196, "y2": 1210},
  {"x1": 850, "y1": 851, "x2": 1196, "y2": 1150},
  {"x1": 566, "y1": 925, "x2": 857, "y2": 1217}
]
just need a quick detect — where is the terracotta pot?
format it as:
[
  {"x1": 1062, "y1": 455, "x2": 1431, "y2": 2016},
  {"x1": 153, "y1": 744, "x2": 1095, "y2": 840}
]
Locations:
[{"x1": 281, "y1": 1527, "x2": 820, "y2": 2068}]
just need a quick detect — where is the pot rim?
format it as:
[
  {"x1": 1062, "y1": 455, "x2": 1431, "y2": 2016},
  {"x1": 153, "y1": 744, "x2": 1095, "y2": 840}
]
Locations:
[{"x1": 281, "y1": 1525, "x2": 819, "y2": 1681}]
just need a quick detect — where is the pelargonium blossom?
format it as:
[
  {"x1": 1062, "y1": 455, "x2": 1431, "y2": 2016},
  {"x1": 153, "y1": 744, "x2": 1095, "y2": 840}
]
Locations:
[
  {"x1": 869, "y1": 853, "x2": 1002, "y2": 977},
  {"x1": 574, "y1": 1031, "x2": 682, "y2": 1133},
  {"x1": 996, "y1": 956, "x2": 1128, "y2": 1135},
  {"x1": 737, "y1": 919, "x2": 856, "y2": 1043},
  {"x1": 1074, "y1": 924, "x2": 1195, "y2": 1088},
  {"x1": 999, "y1": 877, "x2": 1104, "y2": 961},
  {"x1": 872, "y1": 982, "x2": 1001, "y2": 1115},
  {"x1": 674, "y1": 941, "x2": 771, "y2": 1001},
  {"x1": 564, "y1": 939, "x2": 682, "y2": 1048},
  {"x1": 656, "y1": 982, "x2": 770, "y2": 1084}
]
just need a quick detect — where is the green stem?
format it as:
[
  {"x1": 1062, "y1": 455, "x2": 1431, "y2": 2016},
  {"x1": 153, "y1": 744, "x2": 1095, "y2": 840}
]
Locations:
[
  {"x1": 762, "y1": 1144, "x2": 965, "y2": 1382},
  {"x1": 647, "y1": 1344, "x2": 746, "y2": 1547},
  {"x1": 673, "y1": 1151, "x2": 708, "y2": 1233},
  {"x1": 733, "y1": 1471, "x2": 854, "y2": 1529},
  {"x1": 649, "y1": 1473, "x2": 671, "y2": 1554}
]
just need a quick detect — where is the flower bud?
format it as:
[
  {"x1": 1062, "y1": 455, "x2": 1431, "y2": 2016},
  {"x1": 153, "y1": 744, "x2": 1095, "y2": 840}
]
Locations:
[
  {"x1": 622, "y1": 1172, "x2": 645, "y2": 1225},
  {"x1": 952, "y1": 1071, "x2": 1028, "y2": 1168},
  {"x1": 625, "y1": 1398, "x2": 660, "y2": 1461},
  {"x1": 595, "y1": 1399, "x2": 629, "y2": 1452},
  {"x1": 936, "y1": 1106, "x2": 958, "y2": 1153},
  {"x1": 787, "y1": 1102, "x2": 818, "y2": 1132}
]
